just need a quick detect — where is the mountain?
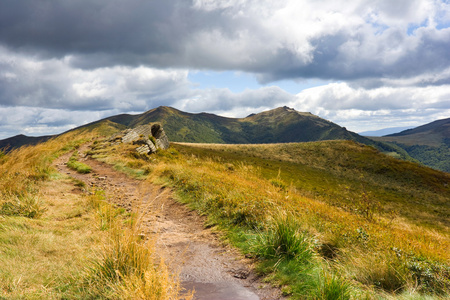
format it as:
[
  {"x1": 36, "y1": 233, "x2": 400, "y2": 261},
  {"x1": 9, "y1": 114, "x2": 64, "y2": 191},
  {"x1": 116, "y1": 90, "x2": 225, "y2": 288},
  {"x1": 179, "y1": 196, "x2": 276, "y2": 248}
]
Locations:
[
  {"x1": 0, "y1": 106, "x2": 410, "y2": 159},
  {"x1": 0, "y1": 134, "x2": 54, "y2": 152},
  {"x1": 371, "y1": 118, "x2": 450, "y2": 172},
  {"x1": 379, "y1": 117, "x2": 450, "y2": 147},
  {"x1": 359, "y1": 126, "x2": 413, "y2": 137},
  {"x1": 100, "y1": 106, "x2": 394, "y2": 147}
]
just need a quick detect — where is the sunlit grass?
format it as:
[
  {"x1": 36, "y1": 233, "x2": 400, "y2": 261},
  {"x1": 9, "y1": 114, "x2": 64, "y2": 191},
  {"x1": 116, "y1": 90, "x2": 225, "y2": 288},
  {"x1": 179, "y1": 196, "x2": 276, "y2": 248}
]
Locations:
[
  {"x1": 73, "y1": 135, "x2": 450, "y2": 298},
  {"x1": 0, "y1": 128, "x2": 185, "y2": 299},
  {"x1": 66, "y1": 151, "x2": 92, "y2": 174}
]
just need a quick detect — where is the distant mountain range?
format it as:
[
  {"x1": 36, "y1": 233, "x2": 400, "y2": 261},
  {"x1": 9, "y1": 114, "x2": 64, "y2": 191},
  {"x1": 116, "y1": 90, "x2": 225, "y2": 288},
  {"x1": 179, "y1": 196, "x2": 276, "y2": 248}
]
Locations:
[
  {"x1": 1, "y1": 106, "x2": 448, "y2": 172},
  {"x1": 383, "y1": 118, "x2": 450, "y2": 146},
  {"x1": 372, "y1": 117, "x2": 450, "y2": 172},
  {"x1": 85, "y1": 106, "x2": 400, "y2": 153},
  {"x1": 98, "y1": 106, "x2": 373, "y2": 144},
  {"x1": 0, "y1": 134, "x2": 53, "y2": 151},
  {"x1": 359, "y1": 127, "x2": 413, "y2": 137}
]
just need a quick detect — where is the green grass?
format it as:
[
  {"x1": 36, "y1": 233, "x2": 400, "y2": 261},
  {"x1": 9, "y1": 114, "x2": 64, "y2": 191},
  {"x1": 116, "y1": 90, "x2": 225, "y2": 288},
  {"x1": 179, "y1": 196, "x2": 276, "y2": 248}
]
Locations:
[
  {"x1": 66, "y1": 151, "x2": 92, "y2": 174},
  {"x1": 171, "y1": 142, "x2": 450, "y2": 232},
  {"x1": 75, "y1": 137, "x2": 450, "y2": 298},
  {"x1": 252, "y1": 213, "x2": 313, "y2": 262},
  {"x1": 0, "y1": 178, "x2": 104, "y2": 299},
  {"x1": 0, "y1": 194, "x2": 46, "y2": 218},
  {"x1": 0, "y1": 129, "x2": 184, "y2": 299}
]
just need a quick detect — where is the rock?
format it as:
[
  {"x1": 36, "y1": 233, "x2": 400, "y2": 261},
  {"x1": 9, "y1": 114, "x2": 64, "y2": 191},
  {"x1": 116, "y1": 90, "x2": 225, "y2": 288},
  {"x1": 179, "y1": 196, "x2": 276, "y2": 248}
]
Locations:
[
  {"x1": 136, "y1": 144, "x2": 151, "y2": 155},
  {"x1": 151, "y1": 124, "x2": 170, "y2": 150},
  {"x1": 110, "y1": 123, "x2": 170, "y2": 154}
]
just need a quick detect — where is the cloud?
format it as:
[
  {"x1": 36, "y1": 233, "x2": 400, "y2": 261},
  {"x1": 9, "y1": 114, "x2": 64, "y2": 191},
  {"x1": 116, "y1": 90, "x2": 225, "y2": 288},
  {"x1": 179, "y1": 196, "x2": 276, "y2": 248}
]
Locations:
[
  {"x1": 1, "y1": 0, "x2": 450, "y2": 85},
  {"x1": 1, "y1": 0, "x2": 450, "y2": 138},
  {"x1": 292, "y1": 82, "x2": 450, "y2": 111},
  {"x1": 0, "y1": 106, "x2": 119, "y2": 139},
  {"x1": 174, "y1": 86, "x2": 295, "y2": 114},
  {"x1": 287, "y1": 82, "x2": 450, "y2": 131},
  {"x1": 0, "y1": 46, "x2": 190, "y2": 111}
]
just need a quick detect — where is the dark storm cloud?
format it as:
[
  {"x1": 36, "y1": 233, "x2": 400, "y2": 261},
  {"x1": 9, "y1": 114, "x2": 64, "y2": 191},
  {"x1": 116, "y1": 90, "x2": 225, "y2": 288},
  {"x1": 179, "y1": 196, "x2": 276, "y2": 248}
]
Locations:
[
  {"x1": 1, "y1": 0, "x2": 450, "y2": 84},
  {"x1": 1, "y1": 0, "x2": 450, "y2": 138},
  {"x1": 0, "y1": 0, "x2": 244, "y2": 69},
  {"x1": 0, "y1": 1, "x2": 179, "y2": 55}
]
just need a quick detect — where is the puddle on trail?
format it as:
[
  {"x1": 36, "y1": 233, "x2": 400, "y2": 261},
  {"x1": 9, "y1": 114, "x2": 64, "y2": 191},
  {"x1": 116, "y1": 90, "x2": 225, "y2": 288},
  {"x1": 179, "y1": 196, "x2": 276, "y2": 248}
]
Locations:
[{"x1": 183, "y1": 281, "x2": 260, "y2": 300}]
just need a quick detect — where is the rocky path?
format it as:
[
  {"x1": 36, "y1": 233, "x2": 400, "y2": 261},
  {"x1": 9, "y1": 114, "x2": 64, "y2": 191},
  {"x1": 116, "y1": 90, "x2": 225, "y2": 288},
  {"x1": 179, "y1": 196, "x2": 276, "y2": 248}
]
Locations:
[{"x1": 54, "y1": 145, "x2": 283, "y2": 300}]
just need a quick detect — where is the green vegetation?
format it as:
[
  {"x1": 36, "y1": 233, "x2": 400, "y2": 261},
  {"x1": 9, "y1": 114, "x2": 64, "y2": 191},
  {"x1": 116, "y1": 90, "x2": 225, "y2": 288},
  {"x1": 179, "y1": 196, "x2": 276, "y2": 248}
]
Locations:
[
  {"x1": 0, "y1": 194, "x2": 46, "y2": 218},
  {"x1": 0, "y1": 129, "x2": 183, "y2": 299},
  {"x1": 391, "y1": 143, "x2": 450, "y2": 173},
  {"x1": 92, "y1": 139, "x2": 449, "y2": 299},
  {"x1": 66, "y1": 151, "x2": 93, "y2": 174},
  {"x1": 83, "y1": 190, "x2": 186, "y2": 299},
  {"x1": 371, "y1": 117, "x2": 449, "y2": 172},
  {"x1": 1, "y1": 121, "x2": 448, "y2": 299}
]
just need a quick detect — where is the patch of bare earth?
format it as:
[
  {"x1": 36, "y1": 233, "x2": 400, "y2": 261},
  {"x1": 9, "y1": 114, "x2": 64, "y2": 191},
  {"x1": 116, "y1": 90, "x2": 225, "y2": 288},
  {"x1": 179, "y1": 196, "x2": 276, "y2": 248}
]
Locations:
[{"x1": 54, "y1": 145, "x2": 284, "y2": 300}]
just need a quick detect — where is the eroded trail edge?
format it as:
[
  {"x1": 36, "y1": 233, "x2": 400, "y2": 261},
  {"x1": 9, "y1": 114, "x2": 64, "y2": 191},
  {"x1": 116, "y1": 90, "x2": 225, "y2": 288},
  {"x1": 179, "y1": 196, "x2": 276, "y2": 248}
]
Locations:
[{"x1": 54, "y1": 146, "x2": 283, "y2": 300}]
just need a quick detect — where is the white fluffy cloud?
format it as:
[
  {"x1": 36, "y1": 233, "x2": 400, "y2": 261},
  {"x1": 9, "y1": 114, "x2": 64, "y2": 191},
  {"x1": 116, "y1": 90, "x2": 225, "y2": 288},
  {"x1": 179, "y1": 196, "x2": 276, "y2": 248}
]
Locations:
[
  {"x1": 288, "y1": 82, "x2": 450, "y2": 131},
  {"x1": 0, "y1": 0, "x2": 450, "y2": 138}
]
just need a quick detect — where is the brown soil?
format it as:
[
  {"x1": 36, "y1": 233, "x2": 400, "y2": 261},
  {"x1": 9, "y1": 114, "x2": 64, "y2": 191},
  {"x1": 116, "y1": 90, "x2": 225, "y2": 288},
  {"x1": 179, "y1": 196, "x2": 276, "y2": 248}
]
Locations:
[{"x1": 54, "y1": 145, "x2": 284, "y2": 300}]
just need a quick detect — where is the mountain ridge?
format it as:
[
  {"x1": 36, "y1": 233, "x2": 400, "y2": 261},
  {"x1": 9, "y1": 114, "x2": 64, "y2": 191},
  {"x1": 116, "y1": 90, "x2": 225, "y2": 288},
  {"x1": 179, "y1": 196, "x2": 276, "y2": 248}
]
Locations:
[
  {"x1": 101, "y1": 105, "x2": 377, "y2": 145},
  {"x1": 0, "y1": 106, "x2": 441, "y2": 171},
  {"x1": 371, "y1": 117, "x2": 450, "y2": 172}
]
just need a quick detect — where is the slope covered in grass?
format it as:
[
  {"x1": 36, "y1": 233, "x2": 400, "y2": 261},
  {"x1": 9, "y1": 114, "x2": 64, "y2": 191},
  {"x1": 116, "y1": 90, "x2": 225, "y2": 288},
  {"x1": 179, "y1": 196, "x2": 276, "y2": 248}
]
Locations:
[
  {"x1": 174, "y1": 141, "x2": 449, "y2": 231},
  {"x1": 372, "y1": 117, "x2": 450, "y2": 172},
  {"x1": 0, "y1": 128, "x2": 183, "y2": 299},
  {"x1": 90, "y1": 138, "x2": 449, "y2": 299}
]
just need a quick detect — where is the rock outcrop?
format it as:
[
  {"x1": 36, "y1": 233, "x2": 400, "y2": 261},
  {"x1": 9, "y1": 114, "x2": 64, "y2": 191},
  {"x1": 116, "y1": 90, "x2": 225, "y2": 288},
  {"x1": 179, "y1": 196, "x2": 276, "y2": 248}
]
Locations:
[{"x1": 109, "y1": 123, "x2": 169, "y2": 154}]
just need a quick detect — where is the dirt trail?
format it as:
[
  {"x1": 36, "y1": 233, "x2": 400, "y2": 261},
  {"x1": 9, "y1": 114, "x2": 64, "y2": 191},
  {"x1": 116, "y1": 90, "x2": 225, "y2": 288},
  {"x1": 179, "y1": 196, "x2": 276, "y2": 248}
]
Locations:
[{"x1": 54, "y1": 145, "x2": 283, "y2": 300}]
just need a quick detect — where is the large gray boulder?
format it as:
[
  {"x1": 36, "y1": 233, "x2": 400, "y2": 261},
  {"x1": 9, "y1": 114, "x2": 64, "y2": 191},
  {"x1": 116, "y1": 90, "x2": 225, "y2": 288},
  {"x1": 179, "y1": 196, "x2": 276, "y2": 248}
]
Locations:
[
  {"x1": 150, "y1": 124, "x2": 170, "y2": 150},
  {"x1": 111, "y1": 123, "x2": 170, "y2": 154}
]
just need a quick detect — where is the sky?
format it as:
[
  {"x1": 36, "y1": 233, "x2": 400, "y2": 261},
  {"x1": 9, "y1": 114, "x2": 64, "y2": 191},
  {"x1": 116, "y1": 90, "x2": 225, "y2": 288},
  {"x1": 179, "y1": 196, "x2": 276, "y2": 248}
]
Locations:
[{"x1": 1, "y1": 0, "x2": 450, "y2": 139}]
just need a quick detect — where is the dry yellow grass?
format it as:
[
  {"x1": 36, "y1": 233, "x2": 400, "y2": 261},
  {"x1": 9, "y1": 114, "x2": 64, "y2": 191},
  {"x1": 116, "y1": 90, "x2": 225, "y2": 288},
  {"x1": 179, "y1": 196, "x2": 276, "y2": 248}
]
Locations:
[
  {"x1": 0, "y1": 130, "x2": 185, "y2": 299},
  {"x1": 47, "y1": 135, "x2": 450, "y2": 298}
]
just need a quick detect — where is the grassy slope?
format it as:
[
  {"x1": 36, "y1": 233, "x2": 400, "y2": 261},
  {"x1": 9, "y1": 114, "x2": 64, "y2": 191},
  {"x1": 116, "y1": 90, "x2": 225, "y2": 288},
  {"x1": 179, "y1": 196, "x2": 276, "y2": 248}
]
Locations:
[
  {"x1": 0, "y1": 127, "x2": 183, "y2": 299},
  {"x1": 167, "y1": 142, "x2": 450, "y2": 297},
  {"x1": 384, "y1": 118, "x2": 450, "y2": 147},
  {"x1": 112, "y1": 106, "x2": 405, "y2": 147},
  {"x1": 371, "y1": 118, "x2": 450, "y2": 172},
  {"x1": 2, "y1": 119, "x2": 449, "y2": 298},
  {"x1": 0, "y1": 106, "x2": 415, "y2": 164},
  {"x1": 173, "y1": 141, "x2": 450, "y2": 231},
  {"x1": 91, "y1": 138, "x2": 450, "y2": 298}
]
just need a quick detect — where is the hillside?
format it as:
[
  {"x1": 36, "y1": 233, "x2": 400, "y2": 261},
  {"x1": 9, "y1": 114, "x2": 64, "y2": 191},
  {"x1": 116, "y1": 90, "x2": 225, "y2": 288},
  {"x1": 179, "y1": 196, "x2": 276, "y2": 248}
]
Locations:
[
  {"x1": 1, "y1": 123, "x2": 449, "y2": 298},
  {"x1": 0, "y1": 106, "x2": 419, "y2": 161},
  {"x1": 0, "y1": 134, "x2": 54, "y2": 151},
  {"x1": 378, "y1": 117, "x2": 450, "y2": 147},
  {"x1": 89, "y1": 106, "x2": 405, "y2": 158},
  {"x1": 108, "y1": 106, "x2": 378, "y2": 144},
  {"x1": 372, "y1": 118, "x2": 450, "y2": 172},
  {"x1": 91, "y1": 137, "x2": 450, "y2": 298}
]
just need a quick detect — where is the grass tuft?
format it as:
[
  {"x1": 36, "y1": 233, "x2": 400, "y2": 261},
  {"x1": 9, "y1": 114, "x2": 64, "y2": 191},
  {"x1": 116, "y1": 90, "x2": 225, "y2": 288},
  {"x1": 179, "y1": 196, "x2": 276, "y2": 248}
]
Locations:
[
  {"x1": 67, "y1": 151, "x2": 92, "y2": 174},
  {"x1": 312, "y1": 271, "x2": 352, "y2": 300},
  {"x1": 253, "y1": 212, "x2": 313, "y2": 263},
  {"x1": 0, "y1": 194, "x2": 46, "y2": 218}
]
